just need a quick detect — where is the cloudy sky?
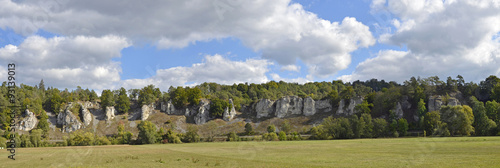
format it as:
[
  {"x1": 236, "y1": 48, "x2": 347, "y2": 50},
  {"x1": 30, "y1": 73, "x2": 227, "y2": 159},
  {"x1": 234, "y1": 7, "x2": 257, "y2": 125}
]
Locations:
[{"x1": 0, "y1": 0, "x2": 499, "y2": 92}]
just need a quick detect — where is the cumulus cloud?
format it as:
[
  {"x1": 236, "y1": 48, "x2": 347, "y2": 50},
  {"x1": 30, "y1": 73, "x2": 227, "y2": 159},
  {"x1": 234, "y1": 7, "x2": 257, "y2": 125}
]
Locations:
[
  {"x1": 280, "y1": 65, "x2": 300, "y2": 72},
  {"x1": 269, "y1": 73, "x2": 311, "y2": 84},
  {"x1": 341, "y1": 0, "x2": 500, "y2": 82},
  {"x1": 121, "y1": 55, "x2": 272, "y2": 91},
  {"x1": 0, "y1": 0, "x2": 375, "y2": 79},
  {"x1": 0, "y1": 35, "x2": 131, "y2": 90}
]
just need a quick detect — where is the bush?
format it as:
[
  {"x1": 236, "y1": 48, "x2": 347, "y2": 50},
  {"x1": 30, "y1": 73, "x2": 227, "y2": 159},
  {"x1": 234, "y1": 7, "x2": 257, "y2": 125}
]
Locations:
[
  {"x1": 244, "y1": 123, "x2": 255, "y2": 135},
  {"x1": 227, "y1": 132, "x2": 240, "y2": 142},
  {"x1": 267, "y1": 124, "x2": 276, "y2": 133},
  {"x1": 182, "y1": 126, "x2": 200, "y2": 143},
  {"x1": 164, "y1": 129, "x2": 182, "y2": 144},
  {"x1": 262, "y1": 132, "x2": 278, "y2": 141},
  {"x1": 278, "y1": 131, "x2": 287, "y2": 141},
  {"x1": 137, "y1": 121, "x2": 158, "y2": 144},
  {"x1": 288, "y1": 132, "x2": 302, "y2": 141}
]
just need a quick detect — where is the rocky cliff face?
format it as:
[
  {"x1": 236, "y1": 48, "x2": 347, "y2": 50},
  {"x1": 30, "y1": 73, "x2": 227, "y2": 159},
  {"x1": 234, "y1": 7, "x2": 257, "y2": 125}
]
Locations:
[
  {"x1": 77, "y1": 102, "x2": 93, "y2": 127},
  {"x1": 252, "y1": 96, "x2": 333, "y2": 119},
  {"x1": 254, "y1": 99, "x2": 275, "y2": 119},
  {"x1": 428, "y1": 95, "x2": 461, "y2": 112},
  {"x1": 303, "y1": 97, "x2": 316, "y2": 116},
  {"x1": 105, "y1": 106, "x2": 116, "y2": 121},
  {"x1": 275, "y1": 96, "x2": 304, "y2": 118},
  {"x1": 223, "y1": 99, "x2": 236, "y2": 121},
  {"x1": 194, "y1": 99, "x2": 210, "y2": 124},
  {"x1": 18, "y1": 109, "x2": 38, "y2": 131},
  {"x1": 161, "y1": 100, "x2": 176, "y2": 115},
  {"x1": 141, "y1": 103, "x2": 155, "y2": 121},
  {"x1": 57, "y1": 103, "x2": 82, "y2": 133},
  {"x1": 336, "y1": 97, "x2": 363, "y2": 116}
]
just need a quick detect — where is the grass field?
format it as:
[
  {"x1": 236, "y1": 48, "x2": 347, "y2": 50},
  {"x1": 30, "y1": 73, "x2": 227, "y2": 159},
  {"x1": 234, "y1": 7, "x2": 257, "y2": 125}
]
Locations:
[{"x1": 2, "y1": 137, "x2": 500, "y2": 168}]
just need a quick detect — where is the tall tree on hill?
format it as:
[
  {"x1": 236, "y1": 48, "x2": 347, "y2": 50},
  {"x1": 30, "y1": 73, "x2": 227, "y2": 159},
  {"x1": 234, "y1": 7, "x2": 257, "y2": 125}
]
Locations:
[
  {"x1": 116, "y1": 87, "x2": 130, "y2": 114},
  {"x1": 100, "y1": 90, "x2": 115, "y2": 110}
]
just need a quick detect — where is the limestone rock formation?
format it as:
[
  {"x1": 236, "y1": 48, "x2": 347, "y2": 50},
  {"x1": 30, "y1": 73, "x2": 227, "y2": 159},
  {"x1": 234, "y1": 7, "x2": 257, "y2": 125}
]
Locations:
[
  {"x1": 141, "y1": 104, "x2": 154, "y2": 121},
  {"x1": 303, "y1": 97, "x2": 316, "y2": 116},
  {"x1": 76, "y1": 102, "x2": 93, "y2": 127},
  {"x1": 254, "y1": 99, "x2": 275, "y2": 118},
  {"x1": 275, "y1": 96, "x2": 304, "y2": 118},
  {"x1": 18, "y1": 109, "x2": 38, "y2": 131},
  {"x1": 165, "y1": 100, "x2": 176, "y2": 115},
  {"x1": 57, "y1": 104, "x2": 82, "y2": 133},
  {"x1": 223, "y1": 99, "x2": 237, "y2": 121},
  {"x1": 336, "y1": 97, "x2": 363, "y2": 116},
  {"x1": 394, "y1": 102, "x2": 404, "y2": 119},
  {"x1": 428, "y1": 96, "x2": 461, "y2": 112},
  {"x1": 194, "y1": 99, "x2": 210, "y2": 124},
  {"x1": 105, "y1": 106, "x2": 116, "y2": 121},
  {"x1": 315, "y1": 99, "x2": 332, "y2": 113}
]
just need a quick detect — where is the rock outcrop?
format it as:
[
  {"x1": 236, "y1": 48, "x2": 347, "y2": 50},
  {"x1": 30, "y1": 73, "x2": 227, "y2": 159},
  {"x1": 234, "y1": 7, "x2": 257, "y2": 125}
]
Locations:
[
  {"x1": 57, "y1": 103, "x2": 82, "y2": 133},
  {"x1": 254, "y1": 99, "x2": 275, "y2": 119},
  {"x1": 105, "y1": 106, "x2": 116, "y2": 121},
  {"x1": 223, "y1": 99, "x2": 237, "y2": 121},
  {"x1": 336, "y1": 97, "x2": 363, "y2": 116},
  {"x1": 275, "y1": 96, "x2": 304, "y2": 118},
  {"x1": 315, "y1": 99, "x2": 332, "y2": 113},
  {"x1": 161, "y1": 100, "x2": 176, "y2": 115},
  {"x1": 428, "y1": 95, "x2": 461, "y2": 112},
  {"x1": 18, "y1": 109, "x2": 38, "y2": 131},
  {"x1": 141, "y1": 104, "x2": 154, "y2": 121},
  {"x1": 194, "y1": 99, "x2": 210, "y2": 124},
  {"x1": 76, "y1": 102, "x2": 93, "y2": 127},
  {"x1": 303, "y1": 97, "x2": 316, "y2": 116}
]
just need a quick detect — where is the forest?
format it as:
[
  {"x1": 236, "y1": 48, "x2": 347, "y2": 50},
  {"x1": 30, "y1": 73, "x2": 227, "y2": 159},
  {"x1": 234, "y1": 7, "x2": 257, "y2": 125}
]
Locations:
[{"x1": 1, "y1": 75, "x2": 500, "y2": 147}]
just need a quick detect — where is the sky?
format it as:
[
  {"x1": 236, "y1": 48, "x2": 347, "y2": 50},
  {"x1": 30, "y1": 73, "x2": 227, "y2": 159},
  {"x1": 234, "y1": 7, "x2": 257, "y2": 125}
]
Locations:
[{"x1": 0, "y1": 0, "x2": 499, "y2": 93}]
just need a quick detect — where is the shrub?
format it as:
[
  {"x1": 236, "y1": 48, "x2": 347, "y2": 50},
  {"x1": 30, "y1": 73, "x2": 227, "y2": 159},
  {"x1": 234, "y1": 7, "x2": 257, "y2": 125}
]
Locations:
[
  {"x1": 267, "y1": 124, "x2": 276, "y2": 133},
  {"x1": 262, "y1": 132, "x2": 278, "y2": 141},
  {"x1": 227, "y1": 132, "x2": 240, "y2": 142},
  {"x1": 182, "y1": 126, "x2": 200, "y2": 143},
  {"x1": 278, "y1": 131, "x2": 287, "y2": 141},
  {"x1": 137, "y1": 121, "x2": 158, "y2": 144},
  {"x1": 244, "y1": 123, "x2": 255, "y2": 135}
]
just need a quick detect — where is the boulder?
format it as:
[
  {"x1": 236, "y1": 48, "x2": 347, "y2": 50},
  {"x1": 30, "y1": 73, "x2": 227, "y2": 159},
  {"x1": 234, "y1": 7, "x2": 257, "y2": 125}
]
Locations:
[
  {"x1": 141, "y1": 104, "x2": 154, "y2": 121},
  {"x1": 223, "y1": 99, "x2": 237, "y2": 121},
  {"x1": 336, "y1": 97, "x2": 363, "y2": 116},
  {"x1": 105, "y1": 106, "x2": 116, "y2": 121},
  {"x1": 57, "y1": 104, "x2": 82, "y2": 133},
  {"x1": 194, "y1": 99, "x2": 210, "y2": 124},
  {"x1": 303, "y1": 97, "x2": 316, "y2": 116},
  {"x1": 315, "y1": 99, "x2": 332, "y2": 113},
  {"x1": 254, "y1": 99, "x2": 275, "y2": 118},
  {"x1": 18, "y1": 109, "x2": 38, "y2": 131}
]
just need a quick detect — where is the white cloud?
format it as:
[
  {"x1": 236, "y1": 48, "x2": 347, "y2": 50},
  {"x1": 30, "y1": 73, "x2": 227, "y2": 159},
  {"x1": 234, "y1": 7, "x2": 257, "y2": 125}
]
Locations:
[
  {"x1": 121, "y1": 55, "x2": 272, "y2": 91},
  {"x1": 280, "y1": 65, "x2": 300, "y2": 72},
  {"x1": 342, "y1": 0, "x2": 500, "y2": 82},
  {"x1": 0, "y1": 0, "x2": 375, "y2": 79},
  {"x1": 0, "y1": 35, "x2": 131, "y2": 90},
  {"x1": 270, "y1": 73, "x2": 311, "y2": 84}
]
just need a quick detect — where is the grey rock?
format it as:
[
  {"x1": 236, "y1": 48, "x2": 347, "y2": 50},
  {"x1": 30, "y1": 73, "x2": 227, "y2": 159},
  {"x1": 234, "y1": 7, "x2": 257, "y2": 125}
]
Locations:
[
  {"x1": 77, "y1": 102, "x2": 93, "y2": 127},
  {"x1": 254, "y1": 99, "x2": 275, "y2": 118},
  {"x1": 303, "y1": 97, "x2": 316, "y2": 116},
  {"x1": 57, "y1": 104, "x2": 82, "y2": 133},
  {"x1": 166, "y1": 100, "x2": 176, "y2": 115},
  {"x1": 18, "y1": 109, "x2": 38, "y2": 131},
  {"x1": 394, "y1": 102, "x2": 404, "y2": 119},
  {"x1": 141, "y1": 104, "x2": 154, "y2": 121},
  {"x1": 275, "y1": 96, "x2": 303, "y2": 118},
  {"x1": 428, "y1": 96, "x2": 461, "y2": 112},
  {"x1": 223, "y1": 99, "x2": 236, "y2": 121},
  {"x1": 315, "y1": 99, "x2": 332, "y2": 113},
  {"x1": 336, "y1": 97, "x2": 363, "y2": 116},
  {"x1": 105, "y1": 106, "x2": 116, "y2": 121},
  {"x1": 194, "y1": 99, "x2": 210, "y2": 124}
]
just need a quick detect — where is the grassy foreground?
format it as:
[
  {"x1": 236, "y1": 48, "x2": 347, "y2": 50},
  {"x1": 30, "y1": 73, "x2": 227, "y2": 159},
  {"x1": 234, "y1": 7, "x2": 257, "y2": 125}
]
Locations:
[{"x1": 2, "y1": 137, "x2": 500, "y2": 168}]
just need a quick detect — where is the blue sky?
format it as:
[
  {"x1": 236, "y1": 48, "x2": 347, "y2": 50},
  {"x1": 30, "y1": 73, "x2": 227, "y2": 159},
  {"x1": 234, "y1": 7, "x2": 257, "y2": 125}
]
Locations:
[{"x1": 0, "y1": 0, "x2": 499, "y2": 92}]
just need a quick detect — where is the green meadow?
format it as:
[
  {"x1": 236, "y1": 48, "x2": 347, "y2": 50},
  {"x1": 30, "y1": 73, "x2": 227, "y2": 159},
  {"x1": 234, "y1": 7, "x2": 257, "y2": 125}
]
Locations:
[{"x1": 2, "y1": 137, "x2": 500, "y2": 168}]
